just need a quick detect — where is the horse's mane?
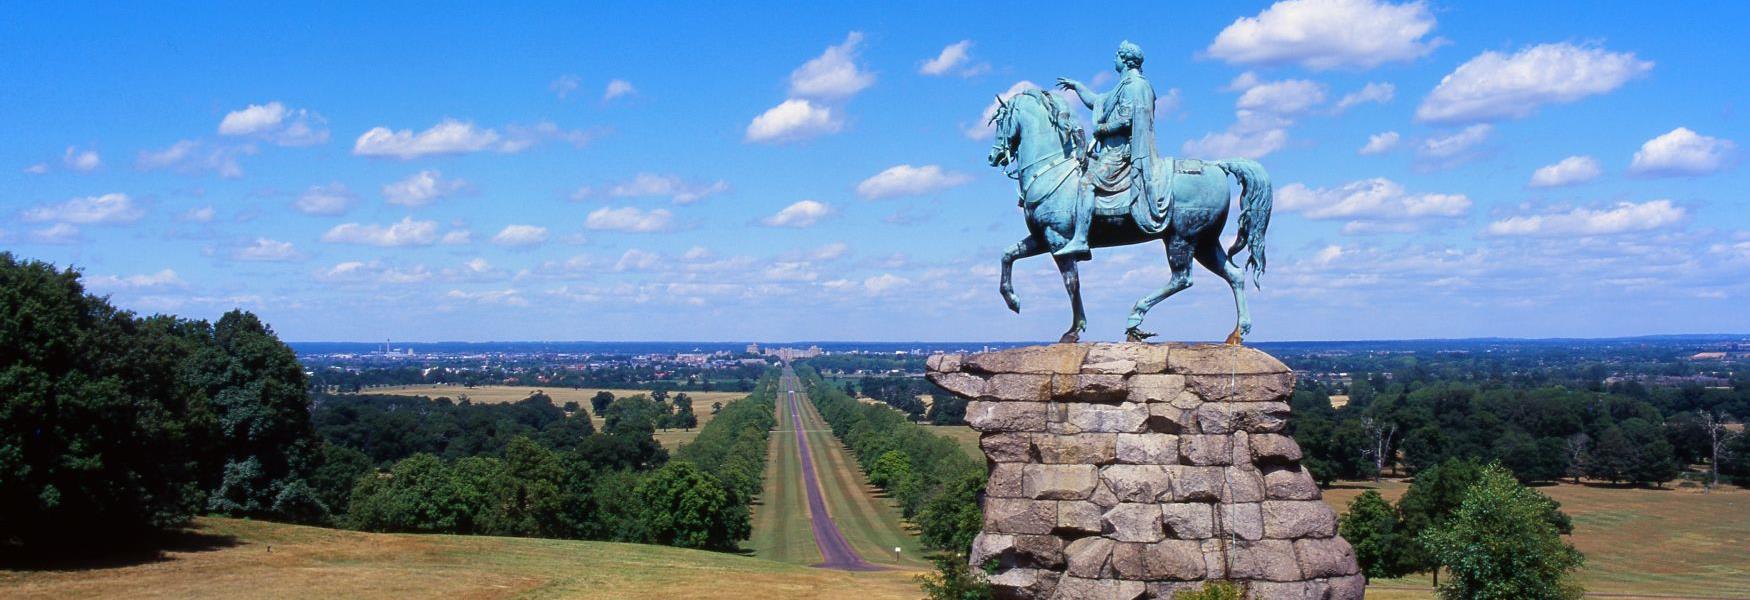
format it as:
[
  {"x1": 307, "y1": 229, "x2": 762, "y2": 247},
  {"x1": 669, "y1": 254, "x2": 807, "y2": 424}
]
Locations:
[{"x1": 1019, "y1": 90, "x2": 1085, "y2": 154}]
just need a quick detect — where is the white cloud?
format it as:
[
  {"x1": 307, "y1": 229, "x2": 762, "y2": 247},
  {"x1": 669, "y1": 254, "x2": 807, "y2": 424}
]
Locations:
[
  {"x1": 23, "y1": 193, "x2": 144, "y2": 224},
  {"x1": 383, "y1": 170, "x2": 469, "y2": 206},
  {"x1": 445, "y1": 289, "x2": 528, "y2": 307},
  {"x1": 745, "y1": 99, "x2": 842, "y2": 143},
  {"x1": 550, "y1": 74, "x2": 581, "y2": 99},
  {"x1": 603, "y1": 79, "x2": 636, "y2": 101},
  {"x1": 1184, "y1": 128, "x2": 1288, "y2": 159},
  {"x1": 862, "y1": 273, "x2": 910, "y2": 294},
  {"x1": 789, "y1": 31, "x2": 874, "y2": 99},
  {"x1": 23, "y1": 163, "x2": 49, "y2": 175},
  {"x1": 441, "y1": 230, "x2": 473, "y2": 245},
  {"x1": 1628, "y1": 127, "x2": 1736, "y2": 177},
  {"x1": 762, "y1": 200, "x2": 831, "y2": 228},
  {"x1": 182, "y1": 206, "x2": 216, "y2": 223},
  {"x1": 63, "y1": 146, "x2": 102, "y2": 171},
  {"x1": 856, "y1": 164, "x2": 972, "y2": 199},
  {"x1": 615, "y1": 248, "x2": 661, "y2": 271},
  {"x1": 137, "y1": 140, "x2": 254, "y2": 178},
  {"x1": 966, "y1": 80, "x2": 1046, "y2": 139},
  {"x1": 1236, "y1": 78, "x2": 1326, "y2": 116},
  {"x1": 1485, "y1": 199, "x2": 1684, "y2": 237},
  {"x1": 1358, "y1": 131, "x2": 1400, "y2": 155},
  {"x1": 1184, "y1": 74, "x2": 1318, "y2": 159},
  {"x1": 352, "y1": 119, "x2": 505, "y2": 158},
  {"x1": 491, "y1": 224, "x2": 549, "y2": 247},
  {"x1": 501, "y1": 121, "x2": 598, "y2": 151},
  {"x1": 294, "y1": 183, "x2": 356, "y2": 216},
  {"x1": 920, "y1": 40, "x2": 985, "y2": 77},
  {"x1": 1417, "y1": 43, "x2": 1653, "y2": 124},
  {"x1": 321, "y1": 217, "x2": 440, "y2": 246},
  {"x1": 85, "y1": 269, "x2": 184, "y2": 291},
  {"x1": 1335, "y1": 82, "x2": 1395, "y2": 112},
  {"x1": 1278, "y1": 177, "x2": 1470, "y2": 232},
  {"x1": 609, "y1": 173, "x2": 729, "y2": 204},
  {"x1": 1207, "y1": 0, "x2": 1442, "y2": 70},
  {"x1": 30, "y1": 223, "x2": 80, "y2": 244},
  {"x1": 585, "y1": 206, "x2": 674, "y2": 233},
  {"x1": 1529, "y1": 155, "x2": 1602, "y2": 187},
  {"x1": 218, "y1": 101, "x2": 329, "y2": 146},
  {"x1": 1416, "y1": 124, "x2": 1492, "y2": 168},
  {"x1": 812, "y1": 242, "x2": 849, "y2": 261},
  {"x1": 316, "y1": 261, "x2": 433, "y2": 285},
  {"x1": 235, "y1": 238, "x2": 301, "y2": 261}
]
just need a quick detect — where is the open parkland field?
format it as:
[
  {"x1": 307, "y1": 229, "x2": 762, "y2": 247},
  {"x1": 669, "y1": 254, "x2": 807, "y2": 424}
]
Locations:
[{"x1": 362, "y1": 385, "x2": 747, "y2": 449}]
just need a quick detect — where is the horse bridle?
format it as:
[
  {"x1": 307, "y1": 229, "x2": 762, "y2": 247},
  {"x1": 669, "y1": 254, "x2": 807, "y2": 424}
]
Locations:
[{"x1": 993, "y1": 94, "x2": 1082, "y2": 206}]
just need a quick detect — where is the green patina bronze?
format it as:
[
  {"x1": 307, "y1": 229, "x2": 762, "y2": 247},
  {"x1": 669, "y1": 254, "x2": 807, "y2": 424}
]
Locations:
[{"x1": 987, "y1": 41, "x2": 1274, "y2": 345}]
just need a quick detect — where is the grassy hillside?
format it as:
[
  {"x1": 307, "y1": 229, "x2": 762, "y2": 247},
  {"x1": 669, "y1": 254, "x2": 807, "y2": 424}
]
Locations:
[{"x1": 0, "y1": 518, "x2": 921, "y2": 600}]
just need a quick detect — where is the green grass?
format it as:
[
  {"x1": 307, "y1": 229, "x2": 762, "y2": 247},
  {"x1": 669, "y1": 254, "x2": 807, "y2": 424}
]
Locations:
[
  {"x1": 791, "y1": 391, "x2": 927, "y2": 568},
  {"x1": 747, "y1": 388, "x2": 822, "y2": 565}
]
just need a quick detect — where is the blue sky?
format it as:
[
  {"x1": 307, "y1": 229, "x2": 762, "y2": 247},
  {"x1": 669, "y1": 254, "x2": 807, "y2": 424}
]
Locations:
[{"x1": 3, "y1": 1, "x2": 1747, "y2": 342}]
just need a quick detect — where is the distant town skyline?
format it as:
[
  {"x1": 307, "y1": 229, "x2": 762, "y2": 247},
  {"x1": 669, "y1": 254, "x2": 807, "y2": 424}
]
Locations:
[{"x1": 4, "y1": 1, "x2": 1746, "y2": 342}]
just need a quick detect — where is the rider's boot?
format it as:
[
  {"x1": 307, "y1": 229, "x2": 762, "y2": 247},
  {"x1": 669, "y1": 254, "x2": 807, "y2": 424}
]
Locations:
[{"x1": 1054, "y1": 191, "x2": 1093, "y2": 261}]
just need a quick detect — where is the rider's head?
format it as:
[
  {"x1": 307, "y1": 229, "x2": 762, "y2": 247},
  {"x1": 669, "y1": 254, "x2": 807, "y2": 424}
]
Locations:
[{"x1": 1115, "y1": 40, "x2": 1144, "y2": 72}]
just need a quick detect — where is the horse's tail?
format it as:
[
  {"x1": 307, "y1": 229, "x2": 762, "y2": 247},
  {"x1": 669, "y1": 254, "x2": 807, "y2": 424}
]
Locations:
[{"x1": 1216, "y1": 158, "x2": 1272, "y2": 288}]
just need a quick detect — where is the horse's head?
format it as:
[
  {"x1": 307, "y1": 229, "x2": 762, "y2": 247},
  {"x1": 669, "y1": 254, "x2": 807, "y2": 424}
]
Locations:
[{"x1": 987, "y1": 94, "x2": 1019, "y2": 168}]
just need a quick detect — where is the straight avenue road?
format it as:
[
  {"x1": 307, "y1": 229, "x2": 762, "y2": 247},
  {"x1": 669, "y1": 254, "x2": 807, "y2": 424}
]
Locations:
[{"x1": 779, "y1": 365, "x2": 880, "y2": 571}]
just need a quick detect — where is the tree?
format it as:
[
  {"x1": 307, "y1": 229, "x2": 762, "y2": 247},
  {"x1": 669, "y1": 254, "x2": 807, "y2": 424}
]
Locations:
[
  {"x1": 634, "y1": 461, "x2": 747, "y2": 550},
  {"x1": 1585, "y1": 427, "x2": 1635, "y2": 484},
  {"x1": 1340, "y1": 490, "x2": 1416, "y2": 578},
  {"x1": 1397, "y1": 458, "x2": 1486, "y2": 581},
  {"x1": 1361, "y1": 416, "x2": 1397, "y2": 481},
  {"x1": 868, "y1": 450, "x2": 913, "y2": 489},
  {"x1": 195, "y1": 310, "x2": 322, "y2": 519},
  {"x1": 917, "y1": 552, "x2": 992, "y2": 600},
  {"x1": 309, "y1": 443, "x2": 373, "y2": 520},
  {"x1": 1421, "y1": 465, "x2": 1584, "y2": 599},
  {"x1": 1700, "y1": 411, "x2": 1730, "y2": 490},
  {"x1": 1620, "y1": 418, "x2": 1680, "y2": 486},
  {"x1": 590, "y1": 391, "x2": 616, "y2": 416}
]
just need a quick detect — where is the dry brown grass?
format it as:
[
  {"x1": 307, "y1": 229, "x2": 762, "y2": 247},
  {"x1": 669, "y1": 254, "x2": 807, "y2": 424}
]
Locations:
[{"x1": 363, "y1": 385, "x2": 745, "y2": 449}]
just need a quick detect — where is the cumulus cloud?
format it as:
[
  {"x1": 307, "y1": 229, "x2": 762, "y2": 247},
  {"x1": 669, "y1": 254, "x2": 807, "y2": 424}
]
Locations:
[
  {"x1": 1236, "y1": 78, "x2": 1327, "y2": 116},
  {"x1": 1358, "y1": 131, "x2": 1400, "y2": 155},
  {"x1": 30, "y1": 223, "x2": 80, "y2": 244},
  {"x1": 1416, "y1": 124, "x2": 1492, "y2": 169},
  {"x1": 603, "y1": 79, "x2": 636, "y2": 101},
  {"x1": 1417, "y1": 43, "x2": 1653, "y2": 124},
  {"x1": 85, "y1": 269, "x2": 184, "y2": 292},
  {"x1": 1529, "y1": 155, "x2": 1602, "y2": 187},
  {"x1": 745, "y1": 99, "x2": 842, "y2": 143},
  {"x1": 321, "y1": 217, "x2": 441, "y2": 246},
  {"x1": 1628, "y1": 127, "x2": 1735, "y2": 177},
  {"x1": 609, "y1": 173, "x2": 729, "y2": 204},
  {"x1": 762, "y1": 200, "x2": 831, "y2": 228},
  {"x1": 446, "y1": 289, "x2": 528, "y2": 307},
  {"x1": 1207, "y1": 0, "x2": 1442, "y2": 70},
  {"x1": 63, "y1": 146, "x2": 102, "y2": 171},
  {"x1": 235, "y1": 238, "x2": 301, "y2": 261},
  {"x1": 920, "y1": 40, "x2": 986, "y2": 77},
  {"x1": 182, "y1": 206, "x2": 216, "y2": 223},
  {"x1": 1184, "y1": 73, "x2": 1320, "y2": 159},
  {"x1": 23, "y1": 163, "x2": 49, "y2": 175},
  {"x1": 586, "y1": 206, "x2": 674, "y2": 233},
  {"x1": 1485, "y1": 199, "x2": 1684, "y2": 237},
  {"x1": 550, "y1": 74, "x2": 581, "y2": 99},
  {"x1": 137, "y1": 140, "x2": 254, "y2": 178},
  {"x1": 352, "y1": 119, "x2": 593, "y2": 158},
  {"x1": 1184, "y1": 127, "x2": 1288, "y2": 159},
  {"x1": 862, "y1": 273, "x2": 910, "y2": 294},
  {"x1": 294, "y1": 183, "x2": 356, "y2": 216},
  {"x1": 1278, "y1": 177, "x2": 1470, "y2": 233},
  {"x1": 789, "y1": 31, "x2": 874, "y2": 99},
  {"x1": 856, "y1": 164, "x2": 972, "y2": 199},
  {"x1": 23, "y1": 193, "x2": 144, "y2": 224},
  {"x1": 1335, "y1": 82, "x2": 1395, "y2": 112},
  {"x1": 383, "y1": 170, "x2": 469, "y2": 206},
  {"x1": 615, "y1": 248, "x2": 661, "y2": 272},
  {"x1": 218, "y1": 101, "x2": 329, "y2": 146},
  {"x1": 317, "y1": 261, "x2": 433, "y2": 285},
  {"x1": 491, "y1": 224, "x2": 549, "y2": 247},
  {"x1": 442, "y1": 230, "x2": 473, "y2": 245}
]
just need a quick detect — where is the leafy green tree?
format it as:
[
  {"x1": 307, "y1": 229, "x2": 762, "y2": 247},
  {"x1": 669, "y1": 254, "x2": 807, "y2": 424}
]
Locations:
[
  {"x1": 490, "y1": 437, "x2": 565, "y2": 537},
  {"x1": 194, "y1": 310, "x2": 322, "y2": 519},
  {"x1": 917, "y1": 552, "x2": 992, "y2": 600},
  {"x1": 1585, "y1": 426, "x2": 1636, "y2": 483},
  {"x1": 590, "y1": 391, "x2": 616, "y2": 416},
  {"x1": 916, "y1": 469, "x2": 985, "y2": 553},
  {"x1": 634, "y1": 461, "x2": 747, "y2": 550},
  {"x1": 310, "y1": 443, "x2": 373, "y2": 519},
  {"x1": 1620, "y1": 418, "x2": 1680, "y2": 486},
  {"x1": 1340, "y1": 490, "x2": 1417, "y2": 578},
  {"x1": 348, "y1": 453, "x2": 467, "y2": 533},
  {"x1": 1421, "y1": 465, "x2": 1584, "y2": 600},
  {"x1": 868, "y1": 449, "x2": 913, "y2": 489},
  {"x1": 1398, "y1": 458, "x2": 1486, "y2": 579},
  {"x1": 604, "y1": 395, "x2": 663, "y2": 436}
]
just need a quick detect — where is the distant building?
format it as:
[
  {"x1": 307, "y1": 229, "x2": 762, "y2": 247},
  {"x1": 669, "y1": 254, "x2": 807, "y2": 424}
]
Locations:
[
  {"x1": 1690, "y1": 352, "x2": 1728, "y2": 361},
  {"x1": 675, "y1": 353, "x2": 710, "y2": 365},
  {"x1": 746, "y1": 343, "x2": 761, "y2": 355}
]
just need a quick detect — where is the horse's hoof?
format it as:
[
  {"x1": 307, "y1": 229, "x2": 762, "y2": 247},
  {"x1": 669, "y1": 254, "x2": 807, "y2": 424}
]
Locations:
[
  {"x1": 1125, "y1": 328, "x2": 1156, "y2": 342},
  {"x1": 1058, "y1": 331, "x2": 1080, "y2": 344},
  {"x1": 1225, "y1": 331, "x2": 1244, "y2": 346}
]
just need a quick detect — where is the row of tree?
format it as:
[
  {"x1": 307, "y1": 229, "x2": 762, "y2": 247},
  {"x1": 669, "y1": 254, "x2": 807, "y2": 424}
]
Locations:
[{"x1": 794, "y1": 365, "x2": 985, "y2": 554}]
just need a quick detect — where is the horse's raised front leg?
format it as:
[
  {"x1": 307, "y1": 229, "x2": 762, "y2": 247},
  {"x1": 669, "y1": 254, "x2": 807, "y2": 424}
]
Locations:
[
  {"x1": 1000, "y1": 236, "x2": 1045, "y2": 314},
  {"x1": 1125, "y1": 236, "x2": 1194, "y2": 342},
  {"x1": 1053, "y1": 255, "x2": 1087, "y2": 343},
  {"x1": 1195, "y1": 237, "x2": 1250, "y2": 345}
]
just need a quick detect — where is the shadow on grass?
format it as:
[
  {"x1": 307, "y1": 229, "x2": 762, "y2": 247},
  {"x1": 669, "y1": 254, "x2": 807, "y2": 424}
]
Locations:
[{"x1": 0, "y1": 529, "x2": 241, "y2": 572}]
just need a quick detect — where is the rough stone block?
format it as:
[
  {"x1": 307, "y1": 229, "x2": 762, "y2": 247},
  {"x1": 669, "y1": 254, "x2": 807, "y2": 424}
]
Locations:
[
  {"x1": 1082, "y1": 343, "x2": 1167, "y2": 374},
  {"x1": 1100, "y1": 465, "x2": 1171, "y2": 502},
  {"x1": 1219, "y1": 539, "x2": 1302, "y2": 582},
  {"x1": 1125, "y1": 374, "x2": 1186, "y2": 403},
  {"x1": 1102, "y1": 503, "x2": 1163, "y2": 542},
  {"x1": 1226, "y1": 466, "x2": 1266, "y2": 503},
  {"x1": 1263, "y1": 466, "x2": 1320, "y2": 501},
  {"x1": 1261, "y1": 501, "x2": 1337, "y2": 539},
  {"x1": 1246, "y1": 580, "x2": 1325, "y2": 600},
  {"x1": 1053, "y1": 374, "x2": 1130, "y2": 403},
  {"x1": 969, "y1": 532, "x2": 1015, "y2": 568},
  {"x1": 1327, "y1": 574, "x2": 1366, "y2": 600},
  {"x1": 1194, "y1": 403, "x2": 1236, "y2": 434},
  {"x1": 1115, "y1": 433, "x2": 1180, "y2": 464},
  {"x1": 981, "y1": 432, "x2": 1034, "y2": 463},
  {"x1": 1011, "y1": 534, "x2": 1066, "y2": 570},
  {"x1": 1146, "y1": 582, "x2": 1205, "y2": 599},
  {"x1": 967, "y1": 401, "x2": 1048, "y2": 432},
  {"x1": 926, "y1": 352, "x2": 962, "y2": 373},
  {"x1": 1167, "y1": 465, "x2": 1225, "y2": 503},
  {"x1": 1180, "y1": 434, "x2": 1235, "y2": 466},
  {"x1": 1056, "y1": 501, "x2": 1104, "y2": 535},
  {"x1": 1217, "y1": 502, "x2": 1264, "y2": 541},
  {"x1": 1053, "y1": 576, "x2": 1145, "y2": 600},
  {"x1": 985, "y1": 498, "x2": 1056, "y2": 535},
  {"x1": 1063, "y1": 402, "x2": 1148, "y2": 434},
  {"x1": 1034, "y1": 433, "x2": 1116, "y2": 464},
  {"x1": 1294, "y1": 536, "x2": 1360, "y2": 578},
  {"x1": 1111, "y1": 540, "x2": 1204, "y2": 581},
  {"x1": 987, "y1": 567, "x2": 1057, "y2": 600},
  {"x1": 988, "y1": 463, "x2": 1025, "y2": 498},
  {"x1": 985, "y1": 373, "x2": 1053, "y2": 402},
  {"x1": 1159, "y1": 502, "x2": 1214, "y2": 540},
  {"x1": 1022, "y1": 464, "x2": 1098, "y2": 500},
  {"x1": 1145, "y1": 404, "x2": 1196, "y2": 434},
  {"x1": 1249, "y1": 433, "x2": 1304, "y2": 465},
  {"x1": 1166, "y1": 344, "x2": 1290, "y2": 375},
  {"x1": 964, "y1": 344, "x2": 1087, "y2": 375},
  {"x1": 1232, "y1": 402, "x2": 1292, "y2": 433},
  {"x1": 1184, "y1": 372, "x2": 1294, "y2": 403},
  {"x1": 928, "y1": 371, "x2": 987, "y2": 399},
  {"x1": 1062, "y1": 536, "x2": 1115, "y2": 578},
  {"x1": 1088, "y1": 478, "x2": 1119, "y2": 508}
]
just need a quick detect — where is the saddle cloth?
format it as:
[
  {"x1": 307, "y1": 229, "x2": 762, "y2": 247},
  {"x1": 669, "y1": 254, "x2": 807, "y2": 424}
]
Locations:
[{"x1": 1091, "y1": 157, "x2": 1200, "y2": 216}]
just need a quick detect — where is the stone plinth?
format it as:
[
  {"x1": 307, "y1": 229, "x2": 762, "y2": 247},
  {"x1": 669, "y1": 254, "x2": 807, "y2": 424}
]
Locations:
[{"x1": 928, "y1": 343, "x2": 1362, "y2": 600}]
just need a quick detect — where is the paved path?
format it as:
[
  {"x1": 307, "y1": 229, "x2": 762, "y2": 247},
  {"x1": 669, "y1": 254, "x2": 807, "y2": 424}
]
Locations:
[{"x1": 781, "y1": 366, "x2": 881, "y2": 571}]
